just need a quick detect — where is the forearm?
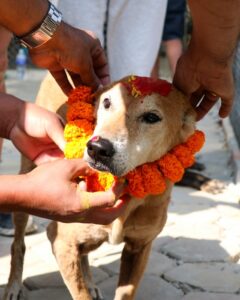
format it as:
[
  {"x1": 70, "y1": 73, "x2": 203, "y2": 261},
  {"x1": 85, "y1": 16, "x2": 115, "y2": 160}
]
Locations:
[
  {"x1": 0, "y1": 93, "x2": 24, "y2": 139},
  {"x1": 0, "y1": 0, "x2": 49, "y2": 36},
  {"x1": 189, "y1": 0, "x2": 240, "y2": 62},
  {"x1": 0, "y1": 174, "x2": 28, "y2": 212}
]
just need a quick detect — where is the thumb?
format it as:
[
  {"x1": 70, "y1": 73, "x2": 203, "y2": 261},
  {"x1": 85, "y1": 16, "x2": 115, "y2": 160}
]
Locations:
[
  {"x1": 77, "y1": 181, "x2": 127, "y2": 209},
  {"x1": 63, "y1": 158, "x2": 95, "y2": 179}
]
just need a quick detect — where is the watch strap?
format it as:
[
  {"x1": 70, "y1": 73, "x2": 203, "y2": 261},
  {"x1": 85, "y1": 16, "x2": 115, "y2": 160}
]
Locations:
[{"x1": 19, "y1": 3, "x2": 62, "y2": 49}]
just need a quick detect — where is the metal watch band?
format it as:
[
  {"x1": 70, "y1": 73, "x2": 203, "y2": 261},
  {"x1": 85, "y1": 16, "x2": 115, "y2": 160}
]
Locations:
[{"x1": 19, "y1": 3, "x2": 62, "y2": 49}]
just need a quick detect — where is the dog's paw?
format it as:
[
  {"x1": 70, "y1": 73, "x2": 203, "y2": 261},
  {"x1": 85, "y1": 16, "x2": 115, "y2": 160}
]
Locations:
[
  {"x1": 200, "y1": 179, "x2": 229, "y2": 194},
  {"x1": 3, "y1": 283, "x2": 27, "y2": 300}
]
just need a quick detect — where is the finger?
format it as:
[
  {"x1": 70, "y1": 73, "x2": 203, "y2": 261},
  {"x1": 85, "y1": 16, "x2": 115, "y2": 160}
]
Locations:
[
  {"x1": 195, "y1": 93, "x2": 220, "y2": 120},
  {"x1": 95, "y1": 197, "x2": 130, "y2": 223},
  {"x1": 219, "y1": 96, "x2": 233, "y2": 118},
  {"x1": 50, "y1": 70, "x2": 73, "y2": 95},
  {"x1": 67, "y1": 71, "x2": 83, "y2": 88},
  {"x1": 45, "y1": 114, "x2": 66, "y2": 151},
  {"x1": 95, "y1": 67, "x2": 110, "y2": 86},
  {"x1": 78, "y1": 181, "x2": 127, "y2": 210},
  {"x1": 78, "y1": 56, "x2": 101, "y2": 91},
  {"x1": 34, "y1": 149, "x2": 64, "y2": 165},
  {"x1": 78, "y1": 180, "x2": 87, "y2": 191},
  {"x1": 91, "y1": 45, "x2": 110, "y2": 86},
  {"x1": 190, "y1": 88, "x2": 204, "y2": 108},
  {"x1": 78, "y1": 196, "x2": 130, "y2": 225},
  {"x1": 64, "y1": 159, "x2": 94, "y2": 178}
]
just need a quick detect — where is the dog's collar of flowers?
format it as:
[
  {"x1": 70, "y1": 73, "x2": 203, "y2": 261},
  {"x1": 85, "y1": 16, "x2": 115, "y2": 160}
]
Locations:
[{"x1": 64, "y1": 76, "x2": 205, "y2": 198}]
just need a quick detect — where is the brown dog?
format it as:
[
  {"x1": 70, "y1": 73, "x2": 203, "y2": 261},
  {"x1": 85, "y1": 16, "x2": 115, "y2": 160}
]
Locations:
[{"x1": 4, "y1": 74, "x2": 196, "y2": 300}]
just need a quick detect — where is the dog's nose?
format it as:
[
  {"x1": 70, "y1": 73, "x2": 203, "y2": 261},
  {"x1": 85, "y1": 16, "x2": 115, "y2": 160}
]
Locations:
[{"x1": 87, "y1": 136, "x2": 115, "y2": 160}]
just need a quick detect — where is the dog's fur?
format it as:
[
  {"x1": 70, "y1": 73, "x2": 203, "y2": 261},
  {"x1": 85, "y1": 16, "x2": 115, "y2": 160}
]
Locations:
[{"x1": 4, "y1": 73, "x2": 196, "y2": 300}]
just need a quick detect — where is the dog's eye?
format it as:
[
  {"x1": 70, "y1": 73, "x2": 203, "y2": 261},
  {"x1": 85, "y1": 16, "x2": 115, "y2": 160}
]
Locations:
[
  {"x1": 140, "y1": 112, "x2": 161, "y2": 124},
  {"x1": 103, "y1": 97, "x2": 111, "y2": 109}
]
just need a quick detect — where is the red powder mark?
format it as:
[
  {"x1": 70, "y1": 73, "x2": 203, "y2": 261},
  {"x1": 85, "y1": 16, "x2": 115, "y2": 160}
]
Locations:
[{"x1": 123, "y1": 76, "x2": 172, "y2": 97}]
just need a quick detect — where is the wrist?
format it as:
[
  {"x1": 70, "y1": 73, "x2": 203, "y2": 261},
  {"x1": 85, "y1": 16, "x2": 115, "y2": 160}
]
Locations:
[
  {"x1": 188, "y1": 0, "x2": 240, "y2": 63},
  {"x1": 0, "y1": 0, "x2": 49, "y2": 37},
  {"x1": 0, "y1": 93, "x2": 25, "y2": 139},
  {"x1": 18, "y1": 2, "x2": 63, "y2": 49},
  {"x1": 0, "y1": 174, "x2": 28, "y2": 212}
]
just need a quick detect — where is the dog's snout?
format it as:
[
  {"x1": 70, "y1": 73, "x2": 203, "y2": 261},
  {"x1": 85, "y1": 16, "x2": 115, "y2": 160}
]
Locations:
[{"x1": 87, "y1": 137, "x2": 115, "y2": 160}]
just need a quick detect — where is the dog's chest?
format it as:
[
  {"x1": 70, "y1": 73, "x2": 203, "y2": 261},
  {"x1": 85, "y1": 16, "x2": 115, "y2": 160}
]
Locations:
[{"x1": 109, "y1": 192, "x2": 171, "y2": 244}]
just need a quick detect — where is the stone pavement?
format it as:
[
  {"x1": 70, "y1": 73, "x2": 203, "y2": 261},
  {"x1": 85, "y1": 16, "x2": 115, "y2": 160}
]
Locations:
[{"x1": 0, "y1": 69, "x2": 240, "y2": 300}]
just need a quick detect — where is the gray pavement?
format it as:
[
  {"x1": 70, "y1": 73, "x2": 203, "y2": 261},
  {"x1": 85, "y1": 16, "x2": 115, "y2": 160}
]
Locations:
[{"x1": 0, "y1": 68, "x2": 240, "y2": 300}]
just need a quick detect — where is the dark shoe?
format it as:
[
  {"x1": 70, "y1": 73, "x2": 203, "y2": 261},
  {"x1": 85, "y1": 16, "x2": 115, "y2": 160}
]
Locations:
[{"x1": 0, "y1": 213, "x2": 38, "y2": 237}]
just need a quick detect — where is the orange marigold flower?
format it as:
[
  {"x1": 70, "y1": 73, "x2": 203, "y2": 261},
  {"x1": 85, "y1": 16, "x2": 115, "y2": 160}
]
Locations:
[
  {"x1": 171, "y1": 144, "x2": 195, "y2": 168},
  {"x1": 125, "y1": 168, "x2": 146, "y2": 198},
  {"x1": 64, "y1": 120, "x2": 93, "y2": 141},
  {"x1": 66, "y1": 102, "x2": 94, "y2": 122},
  {"x1": 141, "y1": 164, "x2": 166, "y2": 195},
  {"x1": 67, "y1": 86, "x2": 93, "y2": 104},
  {"x1": 86, "y1": 173, "x2": 104, "y2": 192},
  {"x1": 158, "y1": 153, "x2": 184, "y2": 182},
  {"x1": 64, "y1": 137, "x2": 89, "y2": 159},
  {"x1": 184, "y1": 130, "x2": 205, "y2": 154}
]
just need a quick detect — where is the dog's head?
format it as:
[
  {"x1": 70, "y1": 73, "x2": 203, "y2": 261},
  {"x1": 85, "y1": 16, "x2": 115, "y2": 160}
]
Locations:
[{"x1": 84, "y1": 77, "x2": 196, "y2": 176}]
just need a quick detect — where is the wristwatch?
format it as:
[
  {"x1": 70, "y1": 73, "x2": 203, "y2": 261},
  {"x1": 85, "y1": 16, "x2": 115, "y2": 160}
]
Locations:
[{"x1": 18, "y1": 2, "x2": 62, "y2": 49}]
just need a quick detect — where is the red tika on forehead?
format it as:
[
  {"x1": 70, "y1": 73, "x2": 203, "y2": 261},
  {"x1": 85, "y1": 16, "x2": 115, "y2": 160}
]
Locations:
[{"x1": 123, "y1": 75, "x2": 172, "y2": 98}]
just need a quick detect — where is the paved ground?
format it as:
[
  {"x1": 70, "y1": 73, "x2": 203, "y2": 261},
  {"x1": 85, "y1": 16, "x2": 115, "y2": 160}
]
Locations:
[{"x1": 0, "y1": 68, "x2": 240, "y2": 300}]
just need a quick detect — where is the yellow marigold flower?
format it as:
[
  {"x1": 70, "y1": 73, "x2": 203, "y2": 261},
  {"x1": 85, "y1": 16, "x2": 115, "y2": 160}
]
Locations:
[
  {"x1": 64, "y1": 137, "x2": 89, "y2": 159},
  {"x1": 64, "y1": 120, "x2": 93, "y2": 141}
]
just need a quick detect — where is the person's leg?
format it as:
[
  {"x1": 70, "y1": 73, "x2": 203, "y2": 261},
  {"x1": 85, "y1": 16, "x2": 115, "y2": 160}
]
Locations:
[
  {"x1": 164, "y1": 38, "x2": 183, "y2": 75},
  {"x1": 158, "y1": 0, "x2": 186, "y2": 77},
  {"x1": 107, "y1": 0, "x2": 167, "y2": 81},
  {"x1": 0, "y1": 26, "x2": 12, "y2": 161}
]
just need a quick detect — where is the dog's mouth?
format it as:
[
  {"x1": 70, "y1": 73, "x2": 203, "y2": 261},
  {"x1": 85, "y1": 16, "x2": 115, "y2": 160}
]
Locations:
[
  {"x1": 86, "y1": 158, "x2": 126, "y2": 177},
  {"x1": 88, "y1": 160, "x2": 112, "y2": 173}
]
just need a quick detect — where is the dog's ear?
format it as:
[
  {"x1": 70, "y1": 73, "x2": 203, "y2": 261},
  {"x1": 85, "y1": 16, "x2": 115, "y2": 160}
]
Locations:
[{"x1": 181, "y1": 107, "x2": 196, "y2": 141}]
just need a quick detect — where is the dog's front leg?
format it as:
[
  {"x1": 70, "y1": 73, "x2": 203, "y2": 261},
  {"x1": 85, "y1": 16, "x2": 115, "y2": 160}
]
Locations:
[
  {"x1": 114, "y1": 240, "x2": 152, "y2": 300},
  {"x1": 3, "y1": 212, "x2": 29, "y2": 300},
  {"x1": 47, "y1": 222, "x2": 92, "y2": 300}
]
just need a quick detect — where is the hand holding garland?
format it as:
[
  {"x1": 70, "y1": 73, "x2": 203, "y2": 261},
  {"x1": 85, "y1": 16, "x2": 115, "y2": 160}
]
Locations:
[
  {"x1": 0, "y1": 93, "x2": 127, "y2": 224},
  {"x1": 173, "y1": 0, "x2": 240, "y2": 120},
  {"x1": 0, "y1": 0, "x2": 110, "y2": 94}
]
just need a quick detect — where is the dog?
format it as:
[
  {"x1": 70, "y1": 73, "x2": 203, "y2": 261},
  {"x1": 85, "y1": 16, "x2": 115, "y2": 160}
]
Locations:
[{"x1": 4, "y1": 73, "x2": 196, "y2": 300}]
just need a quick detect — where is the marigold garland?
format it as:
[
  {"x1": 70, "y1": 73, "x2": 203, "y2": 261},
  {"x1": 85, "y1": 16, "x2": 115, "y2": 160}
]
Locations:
[{"x1": 64, "y1": 76, "x2": 205, "y2": 198}]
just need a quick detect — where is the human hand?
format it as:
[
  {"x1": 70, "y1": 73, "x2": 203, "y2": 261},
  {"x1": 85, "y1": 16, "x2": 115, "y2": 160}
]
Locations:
[
  {"x1": 173, "y1": 46, "x2": 234, "y2": 120},
  {"x1": 29, "y1": 22, "x2": 110, "y2": 95},
  {"x1": 18, "y1": 159, "x2": 128, "y2": 224},
  {"x1": 9, "y1": 101, "x2": 66, "y2": 165}
]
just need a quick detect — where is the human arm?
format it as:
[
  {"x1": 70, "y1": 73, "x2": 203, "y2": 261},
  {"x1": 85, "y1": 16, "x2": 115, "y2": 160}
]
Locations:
[
  {"x1": 173, "y1": 0, "x2": 240, "y2": 120},
  {"x1": 0, "y1": 0, "x2": 110, "y2": 93},
  {"x1": 0, "y1": 159, "x2": 127, "y2": 224},
  {"x1": 0, "y1": 93, "x2": 127, "y2": 224},
  {"x1": 0, "y1": 92, "x2": 65, "y2": 164}
]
